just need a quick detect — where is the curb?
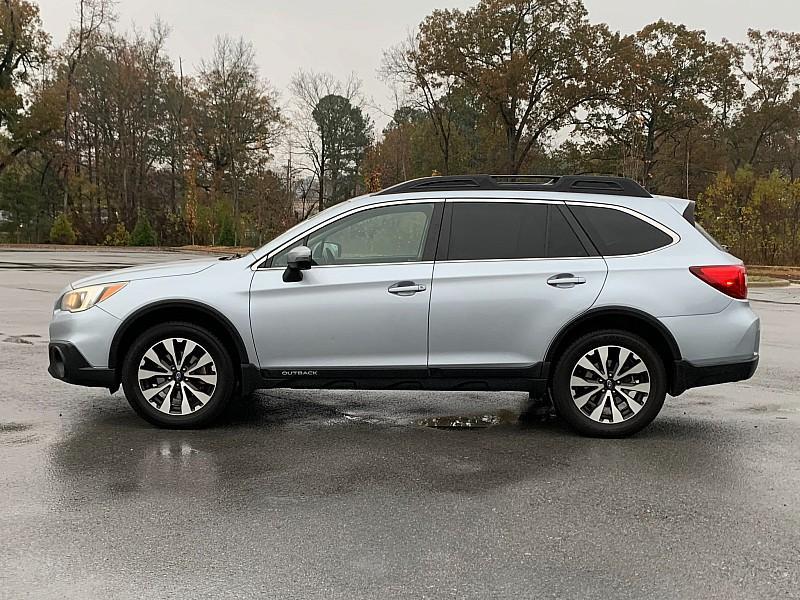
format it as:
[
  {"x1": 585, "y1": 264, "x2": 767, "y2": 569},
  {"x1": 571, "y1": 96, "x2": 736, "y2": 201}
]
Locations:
[{"x1": 749, "y1": 279, "x2": 791, "y2": 288}]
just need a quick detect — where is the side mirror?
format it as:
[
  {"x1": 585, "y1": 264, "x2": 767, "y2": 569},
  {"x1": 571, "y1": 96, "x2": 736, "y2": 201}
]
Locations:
[{"x1": 283, "y1": 246, "x2": 312, "y2": 282}]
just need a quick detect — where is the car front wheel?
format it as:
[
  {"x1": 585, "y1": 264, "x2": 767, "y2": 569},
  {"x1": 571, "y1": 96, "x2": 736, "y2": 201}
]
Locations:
[
  {"x1": 121, "y1": 322, "x2": 235, "y2": 428},
  {"x1": 551, "y1": 330, "x2": 667, "y2": 437}
]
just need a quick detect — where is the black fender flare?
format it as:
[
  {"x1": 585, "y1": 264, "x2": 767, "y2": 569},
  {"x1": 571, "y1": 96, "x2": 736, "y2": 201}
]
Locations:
[
  {"x1": 543, "y1": 306, "x2": 682, "y2": 366},
  {"x1": 108, "y1": 299, "x2": 250, "y2": 369}
]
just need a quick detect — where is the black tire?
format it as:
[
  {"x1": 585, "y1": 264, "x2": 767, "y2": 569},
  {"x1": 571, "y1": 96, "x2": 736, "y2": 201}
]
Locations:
[
  {"x1": 551, "y1": 329, "x2": 667, "y2": 438},
  {"x1": 121, "y1": 322, "x2": 235, "y2": 429}
]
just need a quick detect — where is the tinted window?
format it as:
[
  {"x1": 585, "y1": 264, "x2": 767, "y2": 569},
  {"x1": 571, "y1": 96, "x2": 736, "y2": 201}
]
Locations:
[
  {"x1": 447, "y1": 203, "x2": 587, "y2": 261},
  {"x1": 448, "y1": 203, "x2": 547, "y2": 260},
  {"x1": 547, "y1": 206, "x2": 588, "y2": 258},
  {"x1": 273, "y1": 203, "x2": 435, "y2": 267},
  {"x1": 569, "y1": 206, "x2": 673, "y2": 256}
]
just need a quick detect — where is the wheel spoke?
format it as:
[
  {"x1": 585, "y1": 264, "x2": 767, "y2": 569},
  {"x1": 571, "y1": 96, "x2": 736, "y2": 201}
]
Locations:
[
  {"x1": 143, "y1": 348, "x2": 170, "y2": 372},
  {"x1": 179, "y1": 383, "x2": 192, "y2": 414},
  {"x1": 576, "y1": 356, "x2": 605, "y2": 380},
  {"x1": 186, "y1": 385, "x2": 211, "y2": 406},
  {"x1": 614, "y1": 389, "x2": 644, "y2": 416},
  {"x1": 619, "y1": 382, "x2": 650, "y2": 394},
  {"x1": 152, "y1": 383, "x2": 175, "y2": 414},
  {"x1": 185, "y1": 373, "x2": 217, "y2": 386},
  {"x1": 142, "y1": 380, "x2": 172, "y2": 401},
  {"x1": 596, "y1": 346, "x2": 609, "y2": 378},
  {"x1": 608, "y1": 394, "x2": 625, "y2": 423},
  {"x1": 166, "y1": 339, "x2": 180, "y2": 369},
  {"x1": 588, "y1": 394, "x2": 608, "y2": 421},
  {"x1": 613, "y1": 348, "x2": 630, "y2": 378},
  {"x1": 189, "y1": 355, "x2": 214, "y2": 373},
  {"x1": 179, "y1": 340, "x2": 198, "y2": 370},
  {"x1": 617, "y1": 361, "x2": 646, "y2": 379},
  {"x1": 138, "y1": 368, "x2": 169, "y2": 379}
]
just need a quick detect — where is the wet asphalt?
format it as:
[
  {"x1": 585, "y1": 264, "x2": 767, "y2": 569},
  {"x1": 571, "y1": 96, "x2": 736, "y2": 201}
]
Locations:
[{"x1": 0, "y1": 249, "x2": 799, "y2": 599}]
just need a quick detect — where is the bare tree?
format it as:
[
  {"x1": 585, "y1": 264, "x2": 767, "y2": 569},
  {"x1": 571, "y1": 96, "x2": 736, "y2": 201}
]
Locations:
[
  {"x1": 289, "y1": 69, "x2": 364, "y2": 212},
  {"x1": 61, "y1": 0, "x2": 115, "y2": 213},
  {"x1": 381, "y1": 33, "x2": 459, "y2": 175}
]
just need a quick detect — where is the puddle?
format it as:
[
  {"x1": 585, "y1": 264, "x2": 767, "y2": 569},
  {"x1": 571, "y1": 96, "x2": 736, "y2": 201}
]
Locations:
[
  {"x1": 416, "y1": 410, "x2": 518, "y2": 429},
  {"x1": 3, "y1": 336, "x2": 34, "y2": 345},
  {"x1": 0, "y1": 262, "x2": 136, "y2": 272},
  {"x1": 740, "y1": 404, "x2": 797, "y2": 414},
  {"x1": 0, "y1": 422, "x2": 33, "y2": 433}
]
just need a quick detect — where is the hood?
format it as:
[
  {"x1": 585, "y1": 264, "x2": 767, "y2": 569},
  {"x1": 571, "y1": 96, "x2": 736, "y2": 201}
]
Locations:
[{"x1": 70, "y1": 258, "x2": 219, "y2": 289}]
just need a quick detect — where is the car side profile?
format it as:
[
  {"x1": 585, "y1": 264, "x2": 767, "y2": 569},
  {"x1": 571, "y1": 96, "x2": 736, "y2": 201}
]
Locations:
[{"x1": 48, "y1": 175, "x2": 760, "y2": 437}]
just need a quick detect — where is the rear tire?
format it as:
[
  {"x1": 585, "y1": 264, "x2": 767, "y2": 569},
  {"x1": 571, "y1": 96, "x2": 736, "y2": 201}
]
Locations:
[
  {"x1": 551, "y1": 330, "x2": 666, "y2": 437},
  {"x1": 121, "y1": 322, "x2": 235, "y2": 429}
]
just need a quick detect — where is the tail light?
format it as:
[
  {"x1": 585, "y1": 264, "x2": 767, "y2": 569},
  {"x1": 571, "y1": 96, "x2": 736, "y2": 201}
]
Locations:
[{"x1": 690, "y1": 265, "x2": 748, "y2": 300}]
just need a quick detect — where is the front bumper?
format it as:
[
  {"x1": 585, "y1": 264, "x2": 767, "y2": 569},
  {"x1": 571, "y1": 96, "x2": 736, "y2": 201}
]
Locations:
[
  {"x1": 48, "y1": 342, "x2": 117, "y2": 390},
  {"x1": 670, "y1": 356, "x2": 759, "y2": 396}
]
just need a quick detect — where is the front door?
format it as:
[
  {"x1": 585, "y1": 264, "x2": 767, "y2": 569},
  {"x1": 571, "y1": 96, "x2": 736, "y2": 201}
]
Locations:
[{"x1": 250, "y1": 201, "x2": 442, "y2": 369}]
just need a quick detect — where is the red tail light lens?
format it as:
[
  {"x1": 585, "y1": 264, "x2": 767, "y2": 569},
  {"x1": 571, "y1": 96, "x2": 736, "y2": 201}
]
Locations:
[{"x1": 690, "y1": 265, "x2": 748, "y2": 300}]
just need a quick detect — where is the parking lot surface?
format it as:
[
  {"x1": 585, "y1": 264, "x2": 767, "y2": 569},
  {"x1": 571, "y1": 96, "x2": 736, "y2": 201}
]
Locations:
[{"x1": 1, "y1": 248, "x2": 799, "y2": 599}]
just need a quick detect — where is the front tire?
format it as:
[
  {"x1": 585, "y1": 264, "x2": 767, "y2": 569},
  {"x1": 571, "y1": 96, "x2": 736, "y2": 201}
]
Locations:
[
  {"x1": 121, "y1": 322, "x2": 235, "y2": 428},
  {"x1": 551, "y1": 330, "x2": 666, "y2": 437}
]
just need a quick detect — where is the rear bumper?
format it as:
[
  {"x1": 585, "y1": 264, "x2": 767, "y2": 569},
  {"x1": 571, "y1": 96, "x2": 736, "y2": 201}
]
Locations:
[
  {"x1": 670, "y1": 356, "x2": 759, "y2": 396},
  {"x1": 48, "y1": 342, "x2": 117, "y2": 390}
]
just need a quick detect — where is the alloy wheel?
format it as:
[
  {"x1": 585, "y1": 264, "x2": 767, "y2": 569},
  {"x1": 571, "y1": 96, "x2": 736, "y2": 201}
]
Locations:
[
  {"x1": 569, "y1": 345, "x2": 650, "y2": 424},
  {"x1": 137, "y1": 337, "x2": 218, "y2": 416}
]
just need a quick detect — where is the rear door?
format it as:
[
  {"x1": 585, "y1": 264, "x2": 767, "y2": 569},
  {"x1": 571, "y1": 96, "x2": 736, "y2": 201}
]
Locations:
[{"x1": 427, "y1": 200, "x2": 608, "y2": 369}]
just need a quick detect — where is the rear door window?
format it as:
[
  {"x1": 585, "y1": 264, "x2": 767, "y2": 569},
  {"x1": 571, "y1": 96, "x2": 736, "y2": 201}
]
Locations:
[
  {"x1": 569, "y1": 206, "x2": 673, "y2": 256},
  {"x1": 446, "y1": 202, "x2": 587, "y2": 261}
]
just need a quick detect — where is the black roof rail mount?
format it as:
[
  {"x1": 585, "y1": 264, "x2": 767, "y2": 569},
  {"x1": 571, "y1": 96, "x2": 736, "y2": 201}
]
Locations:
[{"x1": 376, "y1": 174, "x2": 652, "y2": 199}]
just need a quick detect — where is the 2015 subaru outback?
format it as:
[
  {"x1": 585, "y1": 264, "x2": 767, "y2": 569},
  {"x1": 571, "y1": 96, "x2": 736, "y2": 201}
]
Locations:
[{"x1": 48, "y1": 175, "x2": 760, "y2": 436}]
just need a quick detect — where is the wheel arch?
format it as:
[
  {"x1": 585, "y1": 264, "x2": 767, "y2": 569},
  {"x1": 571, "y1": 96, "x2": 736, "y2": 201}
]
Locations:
[
  {"x1": 544, "y1": 306, "x2": 682, "y2": 385},
  {"x1": 109, "y1": 300, "x2": 250, "y2": 378}
]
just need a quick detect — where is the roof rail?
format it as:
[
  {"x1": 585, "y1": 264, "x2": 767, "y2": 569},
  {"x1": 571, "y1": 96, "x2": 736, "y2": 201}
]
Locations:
[{"x1": 375, "y1": 174, "x2": 652, "y2": 199}]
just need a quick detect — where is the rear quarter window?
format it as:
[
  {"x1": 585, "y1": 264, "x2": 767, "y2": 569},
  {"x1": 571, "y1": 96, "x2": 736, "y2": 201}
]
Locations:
[{"x1": 569, "y1": 205, "x2": 674, "y2": 256}]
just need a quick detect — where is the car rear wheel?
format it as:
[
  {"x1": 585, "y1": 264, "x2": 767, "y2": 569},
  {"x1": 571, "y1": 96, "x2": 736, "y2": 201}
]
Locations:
[
  {"x1": 551, "y1": 330, "x2": 666, "y2": 437},
  {"x1": 121, "y1": 322, "x2": 235, "y2": 428}
]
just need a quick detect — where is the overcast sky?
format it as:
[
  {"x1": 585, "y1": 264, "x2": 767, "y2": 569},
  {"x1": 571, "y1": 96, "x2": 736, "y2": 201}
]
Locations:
[{"x1": 35, "y1": 0, "x2": 800, "y2": 131}]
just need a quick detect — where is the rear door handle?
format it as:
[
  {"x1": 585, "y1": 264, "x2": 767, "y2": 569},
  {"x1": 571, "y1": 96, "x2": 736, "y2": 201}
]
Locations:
[
  {"x1": 388, "y1": 281, "x2": 427, "y2": 296},
  {"x1": 547, "y1": 274, "x2": 587, "y2": 287}
]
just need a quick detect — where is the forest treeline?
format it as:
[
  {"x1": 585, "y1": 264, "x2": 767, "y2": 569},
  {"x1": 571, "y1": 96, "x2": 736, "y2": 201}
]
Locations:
[{"x1": 1, "y1": 0, "x2": 800, "y2": 264}]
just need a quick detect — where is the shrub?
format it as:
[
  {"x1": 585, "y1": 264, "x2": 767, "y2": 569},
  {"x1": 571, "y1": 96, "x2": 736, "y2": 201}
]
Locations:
[
  {"x1": 104, "y1": 223, "x2": 131, "y2": 246},
  {"x1": 49, "y1": 214, "x2": 77, "y2": 245},
  {"x1": 131, "y1": 212, "x2": 156, "y2": 246},
  {"x1": 218, "y1": 215, "x2": 236, "y2": 247}
]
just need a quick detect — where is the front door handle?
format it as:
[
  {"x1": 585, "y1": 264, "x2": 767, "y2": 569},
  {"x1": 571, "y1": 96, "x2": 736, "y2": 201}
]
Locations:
[
  {"x1": 388, "y1": 281, "x2": 427, "y2": 296},
  {"x1": 547, "y1": 274, "x2": 587, "y2": 288}
]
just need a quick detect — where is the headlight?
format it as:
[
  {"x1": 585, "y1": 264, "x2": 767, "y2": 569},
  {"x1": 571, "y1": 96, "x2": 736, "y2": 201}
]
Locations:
[{"x1": 59, "y1": 282, "x2": 128, "y2": 313}]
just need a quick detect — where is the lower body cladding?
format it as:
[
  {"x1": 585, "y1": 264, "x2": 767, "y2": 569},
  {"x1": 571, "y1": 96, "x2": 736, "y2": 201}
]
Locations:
[
  {"x1": 257, "y1": 365, "x2": 551, "y2": 396},
  {"x1": 48, "y1": 347, "x2": 759, "y2": 399},
  {"x1": 659, "y1": 299, "x2": 760, "y2": 395},
  {"x1": 255, "y1": 358, "x2": 758, "y2": 398}
]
